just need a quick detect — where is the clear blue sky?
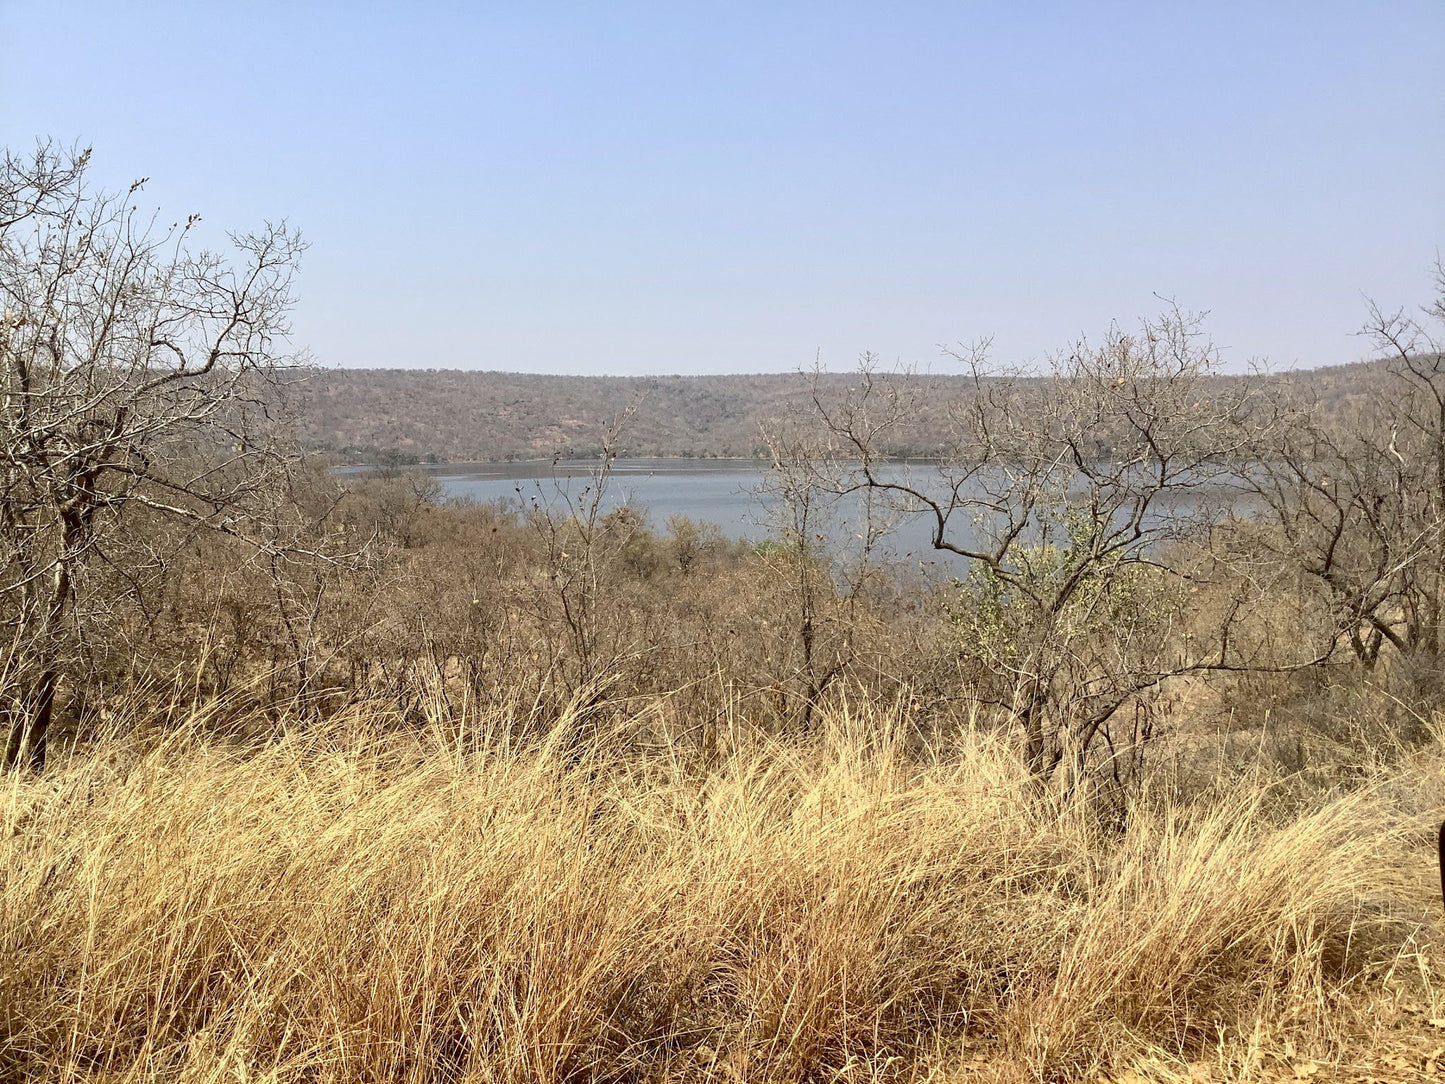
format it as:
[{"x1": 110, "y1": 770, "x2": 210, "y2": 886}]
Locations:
[{"x1": 3, "y1": 2, "x2": 1443, "y2": 374}]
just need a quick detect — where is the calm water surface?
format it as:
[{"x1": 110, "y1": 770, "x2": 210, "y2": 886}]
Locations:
[
  {"x1": 372, "y1": 458, "x2": 1226, "y2": 578},
  {"x1": 428, "y1": 459, "x2": 771, "y2": 537},
  {"x1": 413, "y1": 458, "x2": 970, "y2": 574}
]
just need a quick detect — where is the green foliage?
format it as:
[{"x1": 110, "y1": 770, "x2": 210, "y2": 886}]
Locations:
[{"x1": 947, "y1": 511, "x2": 1167, "y2": 669}]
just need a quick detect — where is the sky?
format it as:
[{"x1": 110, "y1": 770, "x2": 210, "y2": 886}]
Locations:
[{"x1": 2, "y1": 2, "x2": 1443, "y2": 375}]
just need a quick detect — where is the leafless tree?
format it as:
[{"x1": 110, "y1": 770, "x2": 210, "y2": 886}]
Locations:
[
  {"x1": 523, "y1": 409, "x2": 641, "y2": 707},
  {"x1": 810, "y1": 309, "x2": 1303, "y2": 780},
  {"x1": 1239, "y1": 265, "x2": 1445, "y2": 699},
  {"x1": 758, "y1": 376, "x2": 894, "y2": 731},
  {"x1": 0, "y1": 142, "x2": 304, "y2": 767}
]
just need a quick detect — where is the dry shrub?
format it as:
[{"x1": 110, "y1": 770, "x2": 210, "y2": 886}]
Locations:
[{"x1": 0, "y1": 696, "x2": 1434, "y2": 1083}]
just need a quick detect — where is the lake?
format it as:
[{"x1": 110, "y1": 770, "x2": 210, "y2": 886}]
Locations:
[
  {"x1": 424, "y1": 459, "x2": 772, "y2": 537},
  {"x1": 405, "y1": 458, "x2": 974, "y2": 575},
  {"x1": 367, "y1": 458, "x2": 1231, "y2": 578}
]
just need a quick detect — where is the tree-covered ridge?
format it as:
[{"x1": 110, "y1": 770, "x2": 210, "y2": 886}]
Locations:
[{"x1": 295, "y1": 360, "x2": 1392, "y2": 463}]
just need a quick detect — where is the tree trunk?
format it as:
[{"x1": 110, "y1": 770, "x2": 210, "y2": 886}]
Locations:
[
  {"x1": 1020, "y1": 692, "x2": 1053, "y2": 779},
  {"x1": 3, "y1": 664, "x2": 56, "y2": 771}
]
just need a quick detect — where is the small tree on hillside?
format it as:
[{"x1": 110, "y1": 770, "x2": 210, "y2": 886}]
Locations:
[{"x1": 0, "y1": 142, "x2": 304, "y2": 768}]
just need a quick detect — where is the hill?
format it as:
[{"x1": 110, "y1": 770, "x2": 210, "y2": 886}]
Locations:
[
  {"x1": 292, "y1": 362, "x2": 1388, "y2": 464},
  {"x1": 292, "y1": 369, "x2": 963, "y2": 462}
]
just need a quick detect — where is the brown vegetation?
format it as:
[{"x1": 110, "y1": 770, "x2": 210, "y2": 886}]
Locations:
[
  {"x1": 292, "y1": 361, "x2": 1392, "y2": 466},
  {"x1": 3, "y1": 696, "x2": 1442, "y2": 1084},
  {"x1": 6, "y1": 145, "x2": 1445, "y2": 1083}
]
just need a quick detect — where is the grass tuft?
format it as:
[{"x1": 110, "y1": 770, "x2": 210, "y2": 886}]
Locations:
[{"x1": 0, "y1": 698, "x2": 1436, "y2": 1082}]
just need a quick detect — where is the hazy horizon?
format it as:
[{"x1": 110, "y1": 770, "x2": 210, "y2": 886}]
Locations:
[
  {"x1": 307, "y1": 354, "x2": 1384, "y2": 377},
  {"x1": 4, "y1": 2, "x2": 1442, "y2": 376}
]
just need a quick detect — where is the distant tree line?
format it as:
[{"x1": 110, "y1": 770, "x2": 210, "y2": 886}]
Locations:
[{"x1": 295, "y1": 356, "x2": 1395, "y2": 466}]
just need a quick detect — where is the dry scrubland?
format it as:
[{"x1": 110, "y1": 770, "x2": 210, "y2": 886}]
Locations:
[
  {"x1": 4, "y1": 694, "x2": 1445, "y2": 1084},
  {"x1": 11, "y1": 147, "x2": 1445, "y2": 1083},
  {"x1": 291, "y1": 365, "x2": 1386, "y2": 466}
]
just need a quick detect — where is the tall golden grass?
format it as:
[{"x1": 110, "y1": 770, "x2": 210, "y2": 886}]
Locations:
[{"x1": 0, "y1": 696, "x2": 1437, "y2": 1083}]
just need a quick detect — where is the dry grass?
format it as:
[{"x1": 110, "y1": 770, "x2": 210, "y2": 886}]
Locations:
[{"x1": 1, "y1": 696, "x2": 1439, "y2": 1084}]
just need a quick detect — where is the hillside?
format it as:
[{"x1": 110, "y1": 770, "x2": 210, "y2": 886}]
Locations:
[
  {"x1": 292, "y1": 369, "x2": 985, "y2": 462},
  {"x1": 293, "y1": 362, "x2": 1387, "y2": 464}
]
